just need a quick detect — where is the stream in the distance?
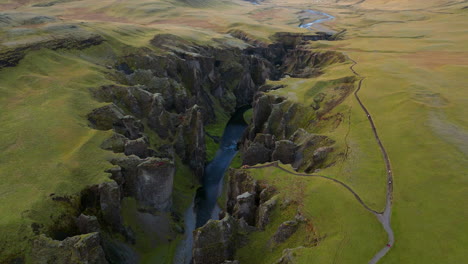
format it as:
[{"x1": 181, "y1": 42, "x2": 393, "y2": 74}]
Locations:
[
  {"x1": 174, "y1": 106, "x2": 250, "y2": 264},
  {"x1": 299, "y1": 9, "x2": 335, "y2": 30}
]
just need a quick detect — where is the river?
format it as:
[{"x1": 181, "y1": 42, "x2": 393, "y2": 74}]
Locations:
[
  {"x1": 173, "y1": 106, "x2": 250, "y2": 264},
  {"x1": 299, "y1": 9, "x2": 335, "y2": 31}
]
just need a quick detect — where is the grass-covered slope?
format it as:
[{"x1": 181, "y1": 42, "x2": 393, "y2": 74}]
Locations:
[{"x1": 0, "y1": 48, "x2": 116, "y2": 258}]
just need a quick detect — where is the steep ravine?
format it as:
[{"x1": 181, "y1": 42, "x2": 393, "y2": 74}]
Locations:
[
  {"x1": 26, "y1": 32, "x2": 351, "y2": 263},
  {"x1": 174, "y1": 106, "x2": 250, "y2": 264}
]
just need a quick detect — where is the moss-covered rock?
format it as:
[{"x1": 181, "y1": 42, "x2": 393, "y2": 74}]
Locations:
[
  {"x1": 272, "y1": 140, "x2": 297, "y2": 164},
  {"x1": 270, "y1": 220, "x2": 299, "y2": 245},
  {"x1": 30, "y1": 233, "x2": 108, "y2": 264},
  {"x1": 192, "y1": 215, "x2": 252, "y2": 264},
  {"x1": 87, "y1": 104, "x2": 125, "y2": 130}
]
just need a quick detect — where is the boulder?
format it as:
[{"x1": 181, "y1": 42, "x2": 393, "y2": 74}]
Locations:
[
  {"x1": 93, "y1": 85, "x2": 154, "y2": 118},
  {"x1": 259, "y1": 185, "x2": 277, "y2": 204},
  {"x1": 249, "y1": 93, "x2": 273, "y2": 138},
  {"x1": 87, "y1": 104, "x2": 125, "y2": 130},
  {"x1": 289, "y1": 129, "x2": 335, "y2": 172},
  {"x1": 272, "y1": 140, "x2": 297, "y2": 164},
  {"x1": 113, "y1": 156, "x2": 175, "y2": 211},
  {"x1": 271, "y1": 220, "x2": 299, "y2": 244},
  {"x1": 232, "y1": 192, "x2": 257, "y2": 226},
  {"x1": 106, "y1": 167, "x2": 124, "y2": 187},
  {"x1": 147, "y1": 93, "x2": 176, "y2": 139},
  {"x1": 242, "y1": 142, "x2": 272, "y2": 166},
  {"x1": 192, "y1": 215, "x2": 249, "y2": 264},
  {"x1": 75, "y1": 214, "x2": 100, "y2": 234},
  {"x1": 124, "y1": 137, "x2": 151, "y2": 158},
  {"x1": 113, "y1": 115, "x2": 144, "y2": 140},
  {"x1": 99, "y1": 181, "x2": 123, "y2": 232},
  {"x1": 253, "y1": 133, "x2": 276, "y2": 149},
  {"x1": 100, "y1": 133, "x2": 127, "y2": 153},
  {"x1": 257, "y1": 196, "x2": 278, "y2": 230},
  {"x1": 174, "y1": 105, "x2": 206, "y2": 179},
  {"x1": 135, "y1": 158, "x2": 175, "y2": 211},
  {"x1": 313, "y1": 146, "x2": 333, "y2": 164},
  {"x1": 226, "y1": 169, "x2": 257, "y2": 215},
  {"x1": 31, "y1": 233, "x2": 108, "y2": 264}
]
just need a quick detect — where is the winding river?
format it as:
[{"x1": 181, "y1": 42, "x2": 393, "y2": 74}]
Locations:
[
  {"x1": 299, "y1": 9, "x2": 335, "y2": 30},
  {"x1": 174, "y1": 106, "x2": 249, "y2": 264}
]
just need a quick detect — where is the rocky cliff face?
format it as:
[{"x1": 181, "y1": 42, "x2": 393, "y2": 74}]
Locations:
[
  {"x1": 191, "y1": 36, "x2": 356, "y2": 263},
  {"x1": 192, "y1": 169, "x2": 279, "y2": 263},
  {"x1": 241, "y1": 92, "x2": 336, "y2": 172},
  {"x1": 27, "y1": 32, "x2": 352, "y2": 263},
  {"x1": 30, "y1": 233, "x2": 108, "y2": 264},
  {"x1": 192, "y1": 215, "x2": 253, "y2": 264}
]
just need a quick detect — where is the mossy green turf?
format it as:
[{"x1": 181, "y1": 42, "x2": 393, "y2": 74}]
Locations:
[
  {"x1": 236, "y1": 164, "x2": 386, "y2": 263},
  {"x1": 0, "y1": 49, "x2": 117, "y2": 257},
  {"x1": 301, "y1": 2, "x2": 467, "y2": 263}
]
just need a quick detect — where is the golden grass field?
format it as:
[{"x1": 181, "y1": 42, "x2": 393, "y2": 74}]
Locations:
[{"x1": 0, "y1": 0, "x2": 467, "y2": 262}]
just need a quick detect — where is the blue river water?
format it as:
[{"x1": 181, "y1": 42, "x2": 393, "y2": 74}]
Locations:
[
  {"x1": 299, "y1": 9, "x2": 335, "y2": 29},
  {"x1": 173, "y1": 106, "x2": 249, "y2": 264}
]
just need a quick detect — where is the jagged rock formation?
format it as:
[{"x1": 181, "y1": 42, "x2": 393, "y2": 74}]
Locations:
[
  {"x1": 192, "y1": 215, "x2": 253, "y2": 264},
  {"x1": 270, "y1": 220, "x2": 299, "y2": 244},
  {"x1": 191, "y1": 169, "x2": 280, "y2": 263},
  {"x1": 193, "y1": 167, "x2": 317, "y2": 262},
  {"x1": 111, "y1": 156, "x2": 175, "y2": 211},
  {"x1": 30, "y1": 233, "x2": 108, "y2": 264},
  {"x1": 226, "y1": 169, "x2": 278, "y2": 228},
  {"x1": 76, "y1": 214, "x2": 100, "y2": 234},
  {"x1": 241, "y1": 92, "x2": 337, "y2": 172},
  {"x1": 98, "y1": 181, "x2": 123, "y2": 232}
]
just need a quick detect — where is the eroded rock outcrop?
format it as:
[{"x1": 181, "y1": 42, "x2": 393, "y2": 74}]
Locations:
[
  {"x1": 242, "y1": 92, "x2": 336, "y2": 172},
  {"x1": 270, "y1": 220, "x2": 299, "y2": 244},
  {"x1": 272, "y1": 140, "x2": 297, "y2": 164},
  {"x1": 226, "y1": 169, "x2": 278, "y2": 228},
  {"x1": 226, "y1": 169, "x2": 258, "y2": 225},
  {"x1": 191, "y1": 169, "x2": 281, "y2": 263},
  {"x1": 257, "y1": 196, "x2": 278, "y2": 230},
  {"x1": 76, "y1": 214, "x2": 100, "y2": 234},
  {"x1": 87, "y1": 104, "x2": 125, "y2": 130},
  {"x1": 31, "y1": 233, "x2": 108, "y2": 264},
  {"x1": 192, "y1": 215, "x2": 253, "y2": 264},
  {"x1": 99, "y1": 181, "x2": 123, "y2": 232},
  {"x1": 112, "y1": 156, "x2": 175, "y2": 212},
  {"x1": 174, "y1": 105, "x2": 206, "y2": 179}
]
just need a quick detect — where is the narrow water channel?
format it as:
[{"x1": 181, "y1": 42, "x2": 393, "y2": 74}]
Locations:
[
  {"x1": 174, "y1": 106, "x2": 250, "y2": 264},
  {"x1": 299, "y1": 9, "x2": 335, "y2": 29}
]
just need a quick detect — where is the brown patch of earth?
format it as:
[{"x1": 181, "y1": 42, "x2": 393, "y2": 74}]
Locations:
[
  {"x1": 60, "y1": 8, "x2": 132, "y2": 23},
  {"x1": 405, "y1": 51, "x2": 468, "y2": 70},
  {"x1": 0, "y1": 3, "x2": 21, "y2": 10},
  {"x1": 249, "y1": 8, "x2": 284, "y2": 21},
  {"x1": 150, "y1": 17, "x2": 223, "y2": 31}
]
